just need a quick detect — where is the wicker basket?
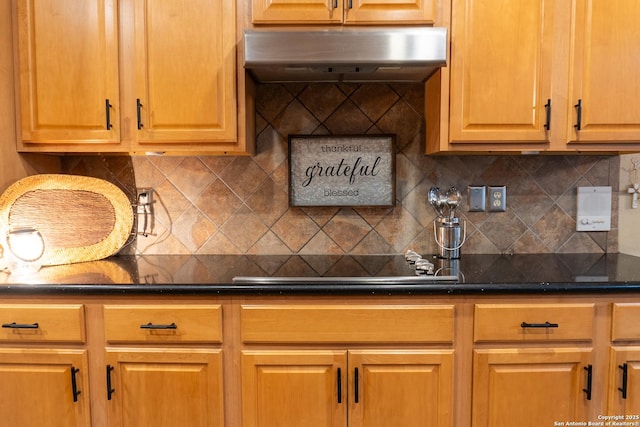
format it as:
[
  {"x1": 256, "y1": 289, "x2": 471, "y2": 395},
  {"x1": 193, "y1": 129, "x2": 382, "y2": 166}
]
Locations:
[{"x1": 0, "y1": 174, "x2": 134, "y2": 266}]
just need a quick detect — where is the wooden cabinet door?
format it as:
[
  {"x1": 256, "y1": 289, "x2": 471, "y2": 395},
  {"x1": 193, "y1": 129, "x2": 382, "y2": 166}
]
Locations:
[
  {"x1": 106, "y1": 348, "x2": 224, "y2": 427},
  {"x1": 345, "y1": 0, "x2": 435, "y2": 24},
  {"x1": 567, "y1": 0, "x2": 640, "y2": 145},
  {"x1": 14, "y1": 0, "x2": 120, "y2": 146},
  {"x1": 448, "y1": 0, "x2": 555, "y2": 147},
  {"x1": 252, "y1": 0, "x2": 343, "y2": 24},
  {"x1": 609, "y1": 347, "x2": 640, "y2": 417},
  {"x1": 472, "y1": 348, "x2": 592, "y2": 426},
  {"x1": 242, "y1": 350, "x2": 348, "y2": 427},
  {"x1": 251, "y1": 0, "x2": 434, "y2": 24},
  {"x1": 0, "y1": 349, "x2": 91, "y2": 427},
  {"x1": 349, "y1": 350, "x2": 454, "y2": 427},
  {"x1": 128, "y1": 0, "x2": 237, "y2": 148}
]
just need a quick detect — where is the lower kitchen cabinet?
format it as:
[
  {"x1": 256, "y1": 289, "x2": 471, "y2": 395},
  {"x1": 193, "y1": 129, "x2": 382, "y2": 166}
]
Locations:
[
  {"x1": 609, "y1": 348, "x2": 640, "y2": 416},
  {"x1": 105, "y1": 349, "x2": 224, "y2": 427},
  {"x1": 472, "y1": 348, "x2": 593, "y2": 426},
  {"x1": 241, "y1": 349, "x2": 454, "y2": 427},
  {"x1": 0, "y1": 349, "x2": 91, "y2": 427},
  {"x1": 609, "y1": 303, "x2": 640, "y2": 416}
]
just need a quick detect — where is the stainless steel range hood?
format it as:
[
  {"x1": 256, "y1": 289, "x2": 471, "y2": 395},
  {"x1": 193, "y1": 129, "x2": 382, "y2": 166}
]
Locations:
[{"x1": 244, "y1": 27, "x2": 447, "y2": 83}]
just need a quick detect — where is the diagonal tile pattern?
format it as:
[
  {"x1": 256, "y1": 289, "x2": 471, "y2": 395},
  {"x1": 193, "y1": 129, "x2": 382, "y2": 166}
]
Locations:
[{"x1": 62, "y1": 83, "x2": 619, "y2": 256}]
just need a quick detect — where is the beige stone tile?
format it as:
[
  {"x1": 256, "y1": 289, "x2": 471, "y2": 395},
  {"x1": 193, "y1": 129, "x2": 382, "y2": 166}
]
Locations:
[
  {"x1": 167, "y1": 157, "x2": 216, "y2": 202},
  {"x1": 195, "y1": 179, "x2": 242, "y2": 226},
  {"x1": 323, "y1": 100, "x2": 372, "y2": 134},
  {"x1": 271, "y1": 99, "x2": 321, "y2": 136},
  {"x1": 172, "y1": 205, "x2": 217, "y2": 253},
  {"x1": 374, "y1": 206, "x2": 424, "y2": 252},
  {"x1": 218, "y1": 157, "x2": 268, "y2": 200},
  {"x1": 220, "y1": 205, "x2": 268, "y2": 252},
  {"x1": 350, "y1": 84, "x2": 399, "y2": 122},
  {"x1": 530, "y1": 205, "x2": 576, "y2": 251},
  {"x1": 323, "y1": 208, "x2": 372, "y2": 252},
  {"x1": 299, "y1": 230, "x2": 344, "y2": 255},
  {"x1": 479, "y1": 212, "x2": 528, "y2": 252},
  {"x1": 197, "y1": 231, "x2": 242, "y2": 255},
  {"x1": 247, "y1": 231, "x2": 292, "y2": 255},
  {"x1": 246, "y1": 177, "x2": 289, "y2": 227},
  {"x1": 271, "y1": 209, "x2": 320, "y2": 252},
  {"x1": 298, "y1": 84, "x2": 347, "y2": 122}
]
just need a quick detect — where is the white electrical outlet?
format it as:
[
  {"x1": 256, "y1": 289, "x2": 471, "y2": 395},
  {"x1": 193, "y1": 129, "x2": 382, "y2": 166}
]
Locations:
[{"x1": 576, "y1": 186, "x2": 611, "y2": 231}]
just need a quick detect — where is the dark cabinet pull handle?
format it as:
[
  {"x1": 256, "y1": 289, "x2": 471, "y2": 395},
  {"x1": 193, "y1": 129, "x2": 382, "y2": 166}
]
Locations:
[
  {"x1": 71, "y1": 367, "x2": 81, "y2": 402},
  {"x1": 2, "y1": 322, "x2": 39, "y2": 329},
  {"x1": 337, "y1": 368, "x2": 342, "y2": 403},
  {"x1": 619, "y1": 363, "x2": 628, "y2": 399},
  {"x1": 333, "y1": 0, "x2": 337, "y2": 9},
  {"x1": 544, "y1": 99, "x2": 551, "y2": 130},
  {"x1": 574, "y1": 99, "x2": 582, "y2": 131},
  {"x1": 348, "y1": 0, "x2": 352, "y2": 8},
  {"x1": 106, "y1": 365, "x2": 115, "y2": 400},
  {"x1": 136, "y1": 98, "x2": 144, "y2": 129},
  {"x1": 583, "y1": 365, "x2": 592, "y2": 400},
  {"x1": 105, "y1": 99, "x2": 113, "y2": 130},
  {"x1": 354, "y1": 367, "x2": 359, "y2": 403},
  {"x1": 140, "y1": 322, "x2": 177, "y2": 330},
  {"x1": 520, "y1": 321, "x2": 558, "y2": 328}
]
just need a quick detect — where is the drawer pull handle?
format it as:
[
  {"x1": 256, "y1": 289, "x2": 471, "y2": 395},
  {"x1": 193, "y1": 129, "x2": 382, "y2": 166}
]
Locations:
[
  {"x1": 337, "y1": 368, "x2": 342, "y2": 403},
  {"x1": 619, "y1": 363, "x2": 628, "y2": 399},
  {"x1": 354, "y1": 367, "x2": 359, "y2": 403},
  {"x1": 136, "y1": 98, "x2": 144, "y2": 129},
  {"x1": 2, "y1": 322, "x2": 39, "y2": 329},
  {"x1": 574, "y1": 99, "x2": 582, "y2": 131},
  {"x1": 520, "y1": 321, "x2": 558, "y2": 328},
  {"x1": 71, "y1": 367, "x2": 81, "y2": 402},
  {"x1": 583, "y1": 365, "x2": 592, "y2": 400},
  {"x1": 106, "y1": 365, "x2": 115, "y2": 400},
  {"x1": 544, "y1": 99, "x2": 551, "y2": 130},
  {"x1": 140, "y1": 322, "x2": 177, "y2": 330},
  {"x1": 105, "y1": 99, "x2": 113, "y2": 130}
]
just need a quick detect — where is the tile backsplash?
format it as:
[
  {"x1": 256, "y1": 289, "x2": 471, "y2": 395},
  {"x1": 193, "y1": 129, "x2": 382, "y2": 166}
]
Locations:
[{"x1": 63, "y1": 83, "x2": 619, "y2": 256}]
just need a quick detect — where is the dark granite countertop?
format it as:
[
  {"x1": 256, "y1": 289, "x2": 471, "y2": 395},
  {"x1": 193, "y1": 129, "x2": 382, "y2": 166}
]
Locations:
[{"x1": 2, "y1": 253, "x2": 640, "y2": 295}]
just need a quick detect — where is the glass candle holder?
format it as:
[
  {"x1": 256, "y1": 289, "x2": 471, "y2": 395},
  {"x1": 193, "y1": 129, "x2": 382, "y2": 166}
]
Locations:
[{"x1": 5, "y1": 227, "x2": 45, "y2": 275}]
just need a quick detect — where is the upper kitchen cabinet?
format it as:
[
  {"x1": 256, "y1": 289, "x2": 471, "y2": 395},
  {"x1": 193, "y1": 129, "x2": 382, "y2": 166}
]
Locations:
[
  {"x1": 125, "y1": 0, "x2": 237, "y2": 152},
  {"x1": 14, "y1": 0, "x2": 120, "y2": 146},
  {"x1": 426, "y1": 0, "x2": 640, "y2": 154},
  {"x1": 251, "y1": 0, "x2": 436, "y2": 25},
  {"x1": 567, "y1": 1, "x2": 640, "y2": 147},
  {"x1": 14, "y1": 0, "x2": 252, "y2": 155}
]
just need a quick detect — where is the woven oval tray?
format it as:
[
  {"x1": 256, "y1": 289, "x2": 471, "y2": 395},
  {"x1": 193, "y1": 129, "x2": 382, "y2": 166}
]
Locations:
[{"x1": 0, "y1": 174, "x2": 133, "y2": 266}]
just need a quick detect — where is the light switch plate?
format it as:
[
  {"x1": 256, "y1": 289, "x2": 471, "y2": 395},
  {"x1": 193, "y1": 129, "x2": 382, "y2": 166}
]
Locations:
[
  {"x1": 468, "y1": 186, "x2": 486, "y2": 212},
  {"x1": 576, "y1": 186, "x2": 611, "y2": 231}
]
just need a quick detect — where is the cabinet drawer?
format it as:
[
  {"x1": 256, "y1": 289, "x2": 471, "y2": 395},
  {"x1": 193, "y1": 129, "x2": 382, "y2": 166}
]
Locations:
[
  {"x1": 241, "y1": 304, "x2": 454, "y2": 343},
  {"x1": 612, "y1": 303, "x2": 640, "y2": 341},
  {"x1": 474, "y1": 304, "x2": 594, "y2": 342},
  {"x1": 104, "y1": 305, "x2": 222, "y2": 344},
  {"x1": 0, "y1": 304, "x2": 85, "y2": 343}
]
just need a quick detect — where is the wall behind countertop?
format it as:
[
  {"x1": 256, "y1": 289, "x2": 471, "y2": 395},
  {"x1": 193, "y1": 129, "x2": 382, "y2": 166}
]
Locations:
[{"x1": 63, "y1": 83, "x2": 619, "y2": 256}]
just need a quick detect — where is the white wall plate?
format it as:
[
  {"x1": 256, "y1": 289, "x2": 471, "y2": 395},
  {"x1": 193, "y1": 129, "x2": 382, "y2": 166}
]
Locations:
[{"x1": 576, "y1": 186, "x2": 612, "y2": 231}]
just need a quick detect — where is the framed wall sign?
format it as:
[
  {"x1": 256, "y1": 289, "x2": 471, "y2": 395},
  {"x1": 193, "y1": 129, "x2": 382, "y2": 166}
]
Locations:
[{"x1": 288, "y1": 135, "x2": 396, "y2": 207}]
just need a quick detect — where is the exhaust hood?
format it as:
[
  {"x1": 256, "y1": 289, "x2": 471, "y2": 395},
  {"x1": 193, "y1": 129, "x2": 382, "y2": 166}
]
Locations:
[{"x1": 244, "y1": 27, "x2": 447, "y2": 83}]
